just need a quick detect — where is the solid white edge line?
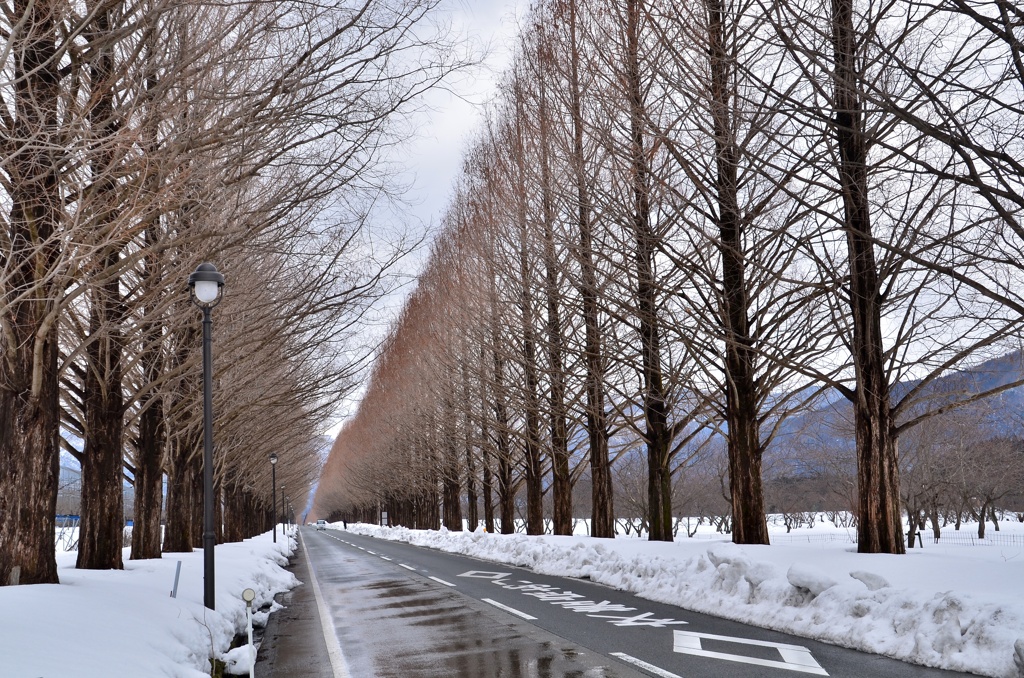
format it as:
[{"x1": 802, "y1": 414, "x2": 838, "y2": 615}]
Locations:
[
  {"x1": 399, "y1": 563, "x2": 415, "y2": 571},
  {"x1": 300, "y1": 531, "x2": 352, "y2": 678},
  {"x1": 482, "y1": 598, "x2": 538, "y2": 620},
  {"x1": 609, "y1": 652, "x2": 683, "y2": 678},
  {"x1": 428, "y1": 576, "x2": 457, "y2": 587}
]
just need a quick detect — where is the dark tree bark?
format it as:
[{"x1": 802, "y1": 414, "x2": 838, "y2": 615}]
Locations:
[
  {"x1": 480, "y1": 349, "x2": 496, "y2": 533},
  {"x1": 705, "y1": 0, "x2": 769, "y2": 546},
  {"x1": 538, "y1": 72, "x2": 573, "y2": 536},
  {"x1": 567, "y1": 0, "x2": 614, "y2": 538},
  {"x1": 77, "y1": 264, "x2": 127, "y2": 570},
  {"x1": 511, "y1": 83, "x2": 546, "y2": 536},
  {"x1": 130, "y1": 246, "x2": 166, "y2": 560},
  {"x1": 620, "y1": 0, "x2": 674, "y2": 542},
  {"x1": 163, "y1": 441, "x2": 198, "y2": 553},
  {"x1": 0, "y1": 0, "x2": 64, "y2": 587},
  {"x1": 482, "y1": 432, "x2": 496, "y2": 533},
  {"x1": 76, "y1": 0, "x2": 130, "y2": 573},
  {"x1": 830, "y1": 0, "x2": 904, "y2": 554},
  {"x1": 463, "y1": 366, "x2": 479, "y2": 530},
  {"x1": 441, "y1": 406, "x2": 464, "y2": 531}
]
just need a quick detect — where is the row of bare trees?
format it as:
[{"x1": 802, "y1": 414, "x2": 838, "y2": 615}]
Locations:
[
  {"x1": 0, "y1": 0, "x2": 470, "y2": 585},
  {"x1": 315, "y1": 0, "x2": 1024, "y2": 555}
]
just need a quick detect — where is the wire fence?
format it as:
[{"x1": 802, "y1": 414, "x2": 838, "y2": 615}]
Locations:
[{"x1": 923, "y1": 532, "x2": 1024, "y2": 548}]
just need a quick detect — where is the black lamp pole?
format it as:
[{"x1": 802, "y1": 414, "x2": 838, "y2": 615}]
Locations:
[
  {"x1": 188, "y1": 263, "x2": 224, "y2": 612},
  {"x1": 270, "y1": 453, "x2": 278, "y2": 543}
]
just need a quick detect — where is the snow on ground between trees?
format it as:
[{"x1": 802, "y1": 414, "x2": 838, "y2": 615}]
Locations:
[
  {"x1": 344, "y1": 521, "x2": 1024, "y2": 678},
  {"x1": 0, "y1": 531, "x2": 297, "y2": 678}
]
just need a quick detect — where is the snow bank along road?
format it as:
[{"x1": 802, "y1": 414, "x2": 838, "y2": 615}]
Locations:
[{"x1": 302, "y1": 528, "x2": 975, "y2": 678}]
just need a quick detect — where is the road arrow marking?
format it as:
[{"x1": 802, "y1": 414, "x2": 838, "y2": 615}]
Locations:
[{"x1": 673, "y1": 631, "x2": 828, "y2": 675}]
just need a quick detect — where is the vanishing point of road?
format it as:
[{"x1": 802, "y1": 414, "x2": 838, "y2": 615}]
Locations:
[{"x1": 256, "y1": 527, "x2": 976, "y2": 678}]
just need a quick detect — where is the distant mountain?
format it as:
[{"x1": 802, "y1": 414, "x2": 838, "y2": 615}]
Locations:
[{"x1": 769, "y1": 350, "x2": 1024, "y2": 458}]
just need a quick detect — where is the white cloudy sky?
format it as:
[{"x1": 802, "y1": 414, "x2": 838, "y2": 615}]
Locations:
[
  {"x1": 394, "y1": 0, "x2": 528, "y2": 237},
  {"x1": 324, "y1": 1, "x2": 528, "y2": 436}
]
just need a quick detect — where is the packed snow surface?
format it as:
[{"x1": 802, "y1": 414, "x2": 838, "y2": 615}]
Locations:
[
  {"x1": 341, "y1": 519, "x2": 1024, "y2": 678},
  {"x1": 0, "y1": 530, "x2": 297, "y2": 678}
]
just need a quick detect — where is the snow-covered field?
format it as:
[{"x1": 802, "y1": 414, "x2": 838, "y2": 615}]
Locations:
[
  {"x1": 0, "y1": 530, "x2": 298, "y2": 678},
  {"x1": 341, "y1": 518, "x2": 1024, "y2": 678}
]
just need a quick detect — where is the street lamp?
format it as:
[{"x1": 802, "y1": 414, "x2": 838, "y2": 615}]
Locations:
[
  {"x1": 280, "y1": 485, "x2": 286, "y2": 533},
  {"x1": 188, "y1": 262, "x2": 224, "y2": 611},
  {"x1": 269, "y1": 453, "x2": 278, "y2": 543}
]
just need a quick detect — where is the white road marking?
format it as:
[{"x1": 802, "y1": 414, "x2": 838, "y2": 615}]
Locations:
[
  {"x1": 379, "y1": 556, "x2": 392, "y2": 561},
  {"x1": 610, "y1": 653, "x2": 683, "y2": 678},
  {"x1": 458, "y1": 570, "x2": 511, "y2": 579},
  {"x1": 298, "y1": 531, "x2": 352, "y2": 678},
  {"x1": 482, "y1": 598, "x2": 537, "y2": 620},
  {"x1": 399, "y1": 563, "x2": 416, "y2": 571},
  {"x1": 366, "y1": 551, "x2": 376, "y2": 555},
  {"x1": 673, "y1": 631, "x2": 828, "y2": 675},
  {"x1": 428, "y1": 576, "x2": 457, "y2": 587}
]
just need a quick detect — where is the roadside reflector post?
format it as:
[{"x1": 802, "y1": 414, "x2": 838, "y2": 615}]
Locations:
[
  {"x1": 170, "y1": 560, "x2": 182, "y2": 598},
  {"x1": 242, "y1": 587, "x2": 257, "y2": 678}
]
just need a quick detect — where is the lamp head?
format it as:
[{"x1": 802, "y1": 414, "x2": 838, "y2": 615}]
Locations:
[
  {"x1": 269, "y1": 453, "x2": 278, "y2": 465},
  {"x1": 188, "y1": 263, "x2": 225, "y2": 308}
]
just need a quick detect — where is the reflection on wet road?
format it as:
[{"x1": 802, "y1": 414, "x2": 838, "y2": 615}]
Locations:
[{"x1": 303, "y1": 530, "x2": 638, "y2": 677}]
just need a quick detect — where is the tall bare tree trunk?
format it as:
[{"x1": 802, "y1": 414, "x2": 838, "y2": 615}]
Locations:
[
  {"x1": 462, "y1": 366, "x2": 479, "y2": 530},
  {"x1": 536, "y1": 42, "x2": 572, "y2": 536},
  {"x1": 76, "y1": 0, "x2": 128, "y2": 574},
  {"x1": 512, "y1": 93, "x2": 545, "y2": 536},
  {"x1": 829, "y1": 0, "x2": 904, "y2": 554},
  {"x1": 77, "y1": 254, "x2": 126, "y2": 569},
  {"x1": 163, "y1": 440, "x2": 197, "y2": 553},
  {"x1": 706, "y1": 0, "x2": 769, "y2": 546},
  {"x1": 567, "y1": 0, "x2": 614, "y2": 538},
  {"x1": 0, "y1": 0, "x2": 64, "y2": 586},
  {"x1": 621, "y1": 0, "x2": 673, "y2": 542},
  {"x1": 131, "y1": 237, "x2": 166, "y2": 560},
  {"x1": 493, "y1": 348, "x2": 516, "y2": 535},
  {"x1": 479, "y1": 349, "x2": 496, "y2": 533}
]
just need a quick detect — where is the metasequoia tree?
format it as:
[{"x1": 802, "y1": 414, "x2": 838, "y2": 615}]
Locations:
[
  {"x1": 545, "y1": 0, "x2": 617, "y2": 538},
  {"x1": 766, "y1": 0, "x2": 1024, "y2": 553},
  {"x1": 313, "y1": 0, "x2": 1024, "y2": 551},
  {"x1": 0, "y1": 0, "x2": 77, "y2": 585},
  {"x1": 2, "y1": 0, "x2": 470, "y2": 584}
]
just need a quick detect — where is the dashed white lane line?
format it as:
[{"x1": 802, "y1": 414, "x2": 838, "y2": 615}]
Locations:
[
  {"x1": 299, "y1": 531, "x2": 352, "y2": 678},
  {"x1": 428, "y1": 576, "x2": 456, "y2": 587},
  {"x1": 482, "y1": 598, "x2": 537, "y2": 620},
  {"x1": 399, "y1": 563, "x2": 416, "y2": 571},
  {"x1": 610, "y1": 653, "x2": 682, "y2": 678},
  {"x1": 380, "y1": 556, "x2": 392, "y2": 561}
]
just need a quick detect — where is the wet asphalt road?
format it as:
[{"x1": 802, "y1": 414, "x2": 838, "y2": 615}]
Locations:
[{"x1": 291, "y1": 527, "x2": 978, "y2": 678}]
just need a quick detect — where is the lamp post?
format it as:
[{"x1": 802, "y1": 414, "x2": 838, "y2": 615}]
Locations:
[
  {"x1": 269, "y1": 453, "x2": 278, "y2": 543},
  {"x1": 280, "y1": 485, "x2": 286, "y2": 534},
  {"x1": 188, "y1": 262, "x2": 225, "y2": 611}
]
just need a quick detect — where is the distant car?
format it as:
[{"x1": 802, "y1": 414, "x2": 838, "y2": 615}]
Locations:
[{"x1": 315, "y1": 520, "x2": 327, "y2": 530}]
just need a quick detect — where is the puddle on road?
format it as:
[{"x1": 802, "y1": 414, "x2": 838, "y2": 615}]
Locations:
[{"x1": 321, "y1": 555, "x2": 629, "y2": 678}]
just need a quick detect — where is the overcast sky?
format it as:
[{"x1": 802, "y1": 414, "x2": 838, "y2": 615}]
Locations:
[
  {"x1": 324, "y1": 2, "x2": 527, "y2": 436},
  {"x1": 395, "y1": 0, "x2": 527, "y2": 238}
]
